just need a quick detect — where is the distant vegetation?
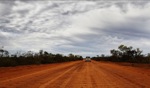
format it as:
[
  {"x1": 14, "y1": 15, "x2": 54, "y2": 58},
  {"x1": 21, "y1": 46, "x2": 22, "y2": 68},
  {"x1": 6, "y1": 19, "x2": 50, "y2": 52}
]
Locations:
[
  {"x1": 92, "y1": 44, "x2": 150, "y2": 63},
  {"x1": 1, "y1": 44, "x2": 150, "y2": 67},
  {"x1": 0, "y1": 48, "x2": 83, "y2": 67}
]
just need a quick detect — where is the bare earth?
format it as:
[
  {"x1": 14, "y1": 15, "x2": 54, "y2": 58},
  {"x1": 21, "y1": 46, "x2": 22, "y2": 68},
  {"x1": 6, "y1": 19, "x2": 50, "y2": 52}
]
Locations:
[{"x1": 0, "y1": 61, "x2": 150, "y2": 88}]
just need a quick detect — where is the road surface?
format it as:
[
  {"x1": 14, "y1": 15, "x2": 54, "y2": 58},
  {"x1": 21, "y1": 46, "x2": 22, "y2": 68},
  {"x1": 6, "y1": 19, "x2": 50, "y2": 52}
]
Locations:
[{"x1": 0, "y1": 60, "x2": 150, "y2": 88}]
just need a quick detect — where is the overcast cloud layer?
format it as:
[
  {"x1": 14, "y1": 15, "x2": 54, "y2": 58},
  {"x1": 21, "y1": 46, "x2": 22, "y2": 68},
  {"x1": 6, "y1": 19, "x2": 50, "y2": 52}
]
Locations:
[{"x1": 0, "y1": 0, "x2": 150, "y2": 56}]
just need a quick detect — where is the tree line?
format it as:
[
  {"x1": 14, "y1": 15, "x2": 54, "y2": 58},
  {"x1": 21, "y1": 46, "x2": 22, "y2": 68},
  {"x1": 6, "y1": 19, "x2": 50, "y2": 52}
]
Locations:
[
  {"x1": 1, "y1": 44, "x2": 150, "y2": 67},
  {"x1": 92, "y1": 44, "x2": 150, "y2": 63},
  {"x1": 0, "y1": 48, "x2": 83, "y2": 67}
]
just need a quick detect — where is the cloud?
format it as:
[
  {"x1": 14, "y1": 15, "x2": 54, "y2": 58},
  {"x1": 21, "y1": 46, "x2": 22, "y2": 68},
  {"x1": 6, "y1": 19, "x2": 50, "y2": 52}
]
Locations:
[
  {"x1": 0, "y1": 1, "x2": 150, "y2": 56},
  {"x1": 0, "y1": 1, "x2": 14, "y2": 16}
]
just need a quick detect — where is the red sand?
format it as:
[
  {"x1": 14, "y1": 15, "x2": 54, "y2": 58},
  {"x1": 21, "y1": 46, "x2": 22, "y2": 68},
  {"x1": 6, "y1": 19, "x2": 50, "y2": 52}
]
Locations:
[{"x1": 0, "y1": 61, "x2": 150, "y2": 88}]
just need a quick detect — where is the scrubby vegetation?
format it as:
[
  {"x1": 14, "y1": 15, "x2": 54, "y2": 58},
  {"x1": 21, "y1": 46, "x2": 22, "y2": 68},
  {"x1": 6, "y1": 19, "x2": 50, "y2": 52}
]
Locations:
[
  {"x1": 1, "y1": 44, "x2": 150, "y2": 67},
  {"x1": 92, "y1": 44, "x2": 150, "y2": 63},
  {"x1": 0, "y1": 48, "x2": 82, "y2": 67}
]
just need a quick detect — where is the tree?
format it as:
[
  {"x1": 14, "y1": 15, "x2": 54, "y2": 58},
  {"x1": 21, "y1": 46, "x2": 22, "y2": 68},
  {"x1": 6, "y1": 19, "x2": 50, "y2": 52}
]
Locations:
[
  {"x1": 110, "y1": 49, "x2": 120, "y2": 57},
  {"x1": 4, "y1": 50, "x2": 9, "y2": 57},
  {"x1": 44, "y1": 51, "x2": 49, "y2": 55},
  {"x1": 0, "y1": 49, "x2": 4, "y2": 57},
  {"x1": 68, "y1": 53, "x2": 74, "y2": 58},
  {"x1": 135, "y1": 48, "x2": 142, "y2": 57},
  {"x1": 101, "y1": 54, "x2": 105, "y2": 57},
  {"x1": 0, "y1": 46, "x2": 9, "y2": 57},
  {"x1": 39, "y1": 50, "x2": 43, "y2": 56}
]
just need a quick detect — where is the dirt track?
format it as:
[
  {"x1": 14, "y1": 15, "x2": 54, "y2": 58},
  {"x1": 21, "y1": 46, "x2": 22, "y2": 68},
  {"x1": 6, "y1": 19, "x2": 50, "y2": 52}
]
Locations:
[{"x1": 0, "y1": 60, "x2": 150, "y2": 88}]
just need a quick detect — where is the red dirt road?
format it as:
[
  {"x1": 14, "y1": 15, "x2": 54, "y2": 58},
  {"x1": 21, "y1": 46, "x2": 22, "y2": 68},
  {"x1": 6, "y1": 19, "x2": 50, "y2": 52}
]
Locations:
[{"x1": 0, "y1": 61, "x2": 150, "y2": 88}]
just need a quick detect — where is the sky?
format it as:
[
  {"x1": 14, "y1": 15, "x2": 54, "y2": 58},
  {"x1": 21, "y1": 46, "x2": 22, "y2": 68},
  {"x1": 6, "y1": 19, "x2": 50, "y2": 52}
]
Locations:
[{"x1": 0, "y1": 0, "x2": 150, "y2": 57}]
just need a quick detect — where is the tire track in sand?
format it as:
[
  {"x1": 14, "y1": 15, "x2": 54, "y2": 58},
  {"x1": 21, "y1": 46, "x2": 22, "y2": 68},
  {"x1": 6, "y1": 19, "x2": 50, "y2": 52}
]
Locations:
[{"x1": 39, "y1": 62, "x2": 83, "y2": 88}]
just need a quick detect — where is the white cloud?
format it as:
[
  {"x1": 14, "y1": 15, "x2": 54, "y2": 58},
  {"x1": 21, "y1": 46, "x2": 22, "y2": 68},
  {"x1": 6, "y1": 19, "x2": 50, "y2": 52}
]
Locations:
[{"x1": 1, "y1": 1, "x2": 150, "y2": 56}]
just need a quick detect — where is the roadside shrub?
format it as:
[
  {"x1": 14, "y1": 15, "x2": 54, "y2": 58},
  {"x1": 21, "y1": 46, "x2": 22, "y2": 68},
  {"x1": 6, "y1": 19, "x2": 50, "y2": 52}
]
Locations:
[{"x1": 0, "y1": 50, "x2": 83, "y2": 67}]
